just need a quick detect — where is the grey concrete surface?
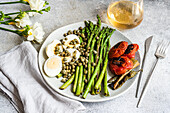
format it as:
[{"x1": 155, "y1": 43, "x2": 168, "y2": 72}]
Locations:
[{"x1": 0, "y1": 0, "x2": 170, "y2": 113}]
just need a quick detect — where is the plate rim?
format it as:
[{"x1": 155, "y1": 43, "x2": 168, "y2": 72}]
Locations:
[{"x1": 38, "y1": 21, "x2": 141, "y2": 102}]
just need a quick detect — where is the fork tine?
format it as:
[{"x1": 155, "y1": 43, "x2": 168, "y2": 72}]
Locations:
[
  {"x1": 160, "y1": 41, "x2": 168, "y2": 54},
  {"x1": 156, "y1": 40, "x2": 164, "y2": 54},
  {"x1": 159, "y1": 40, "x2": 170, "y2": 56},
  {"x1": 164, "y1": 41, "x2": 170, "y2": 54}
]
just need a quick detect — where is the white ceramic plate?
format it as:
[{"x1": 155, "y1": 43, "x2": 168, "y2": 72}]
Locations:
[{"x1": 38, "y1": 21, "x2": 140, "y2": 102}]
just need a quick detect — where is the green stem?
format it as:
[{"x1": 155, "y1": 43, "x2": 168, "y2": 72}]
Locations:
[
  {"x1": 82, "y1": 30, "x2": 114, "y2": 99},
  {"x1": 76, "y1": 65, "x2": 83, "y2": 96},
  {"x1": 80, "y1": 74, "x2": 86, "y2": 94},
  {"x1": 73, "y1": 66, "x2": 79, "y2": 93},
  {"x1": 86, "y1": 24, "x2": 97, "y2": 48},
  {"x1": 5, "y1": 10, "x2": 37, "y2": 16},
  {"x1": 104, "y1": 71, "x2": 109, "y2": 96},
  {"x1": 3, "y1": 7, "x2": 50, "y2": 16},
  {"x1": 0, "y1": 1, "x2": 28, "y2": 5},
  {"x1": 87, "y1": 38, "x2": 96, "y2": 81},
  {"x1": 59, "y1": 74, "x2": 74, "y2": 90},
  {"x1": 0, "y1": 20, "x2": 16, "y2": 25},
  {"x1": 0, "y1": 27, "x2": 19, "y2": 35},
  {"x1": 95, "y1": 40, "x2": 110, "y2": 90},
  {"x1": 91, "y1": 53, "x2": 95, "y2": 95}
]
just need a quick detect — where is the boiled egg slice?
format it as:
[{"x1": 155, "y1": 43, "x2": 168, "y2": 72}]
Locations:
[
  {"x1": 46, "y1": 39, "x2": 63, "y2": 57},
  {"x1": 63, "y1": 34, "x2": 80, "y2": 49},
  {"x1": 61, "y1": 48, "x2": 81, "y2": 62},
  {"x1": 44, "y1": 55, "x2": 62, "y2": 77}
]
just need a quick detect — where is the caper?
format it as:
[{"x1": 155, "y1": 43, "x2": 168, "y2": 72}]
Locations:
[
  {"x1": 72, "y1": 65, "x2": 75, "y2": 69},
  {"x1": 63, "y1": 75, "x2": 68, "y2": 78},
  {"x1": 81, "y1": 34, "x2": 85, "y2": 38},
  {"x1": 63, "y1": 33, "x2": 67, "y2": 37},
  {"x1": 77, "y1": 32, "x2": 81, "y2": 36},
  {"x1": 76, "y1": 60, "x2": 79, "y2": 63},
  {"x1": 78, "y1": 63, "x2": 82, "y2": 66},
  {"x1": 60, "y1": 39, "x2": 63, "y2": 42},
  {"x1": 67, "y1": 32, "x2": 71, "y2": 35},
  {"x1": 68, "y1": 66, "x2": 71, "y2": 70},
  {"x1": 63, "y1": 58, "x2": 67, "y2": 61},
  {"x1": 67, "y1": 70, "x2": 71, "y2": 73},
  {"x1": 61, "y1": 78, "x2": 67, "y2": 83},
  {"x1": 79, "y1": 27, "x2": 83, "y2": 30},
  {"x1": 73, "y1": 55, "x2": 77, "y2": 59},
  {"x1": 61, "y1": 70, "x2": 67, "y2": 74},
  {"x1": 68, "y1": 30, "x2": 72, "y2": 33},
  {"x1": 66, "y1": 46, "x2": 70, "y2": 49},
  {"x1": 71, "y1": 59, "x2": 75, "y2": 62},
  {"x1": 73, "y1": 30, "x2": 77, "y2": 34},
  {"x1": 84, "y1": 70, "x2": 88, "y2": 74},
  {"x1": 62, "y1": 64, "x2": 65, "y2": 67},
  {"x1": 72, "y1": 69, "x2": 75, "y2": 72},
  {"x1": 66, "y1": 66, "x2": 69, "y2": 70},
  {"x1": 70, "y1": 41, "x2": 73, "y2": 45},
  {"x1": 68, "y1": 73, "x2": 71, "y2": 76},
  {"x1": 85, "y1": 52, "x2": 89, "y2": 56},
  {"x1": 73, "y1": 50, "x2": 77, "y2": 54},
  {"x1": 81, "y1": 52, "x2": 85, "y2": 56},
  {"x1": 65, "y1": 37, "x2": 68, "y2": 40},
  {"x1": 66, "y1": 62, "x2": 69, "y2": 66}
]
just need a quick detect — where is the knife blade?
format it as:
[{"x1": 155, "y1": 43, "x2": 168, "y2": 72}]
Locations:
[{"x1": 135, "y1": 36, "x2": 153, "y2": 98}]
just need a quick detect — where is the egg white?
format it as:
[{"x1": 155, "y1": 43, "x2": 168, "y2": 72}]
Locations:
[
  {"x1": 46, "y1": 39, "x2": 63, "y2": 57},
  {"x1": 63, "y1": 34, "x2": 80, "y2": 49},
  {"x1": 61, "y1": 48, "x2": 81, "y2": 62},
  {"x1": 44, "y1": 55, "x2": 62, "y2": 77}
]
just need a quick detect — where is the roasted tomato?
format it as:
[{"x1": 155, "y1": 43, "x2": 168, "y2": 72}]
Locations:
[
  {"x1": 109, "y1": 41, "x2": 128, "y2": 60},
  {"x1": 109, "y1": 56, "x2": 133, "y2": 75},
  {"x1": 124, "y1": 44, "x2": 139, "y2": 59}
]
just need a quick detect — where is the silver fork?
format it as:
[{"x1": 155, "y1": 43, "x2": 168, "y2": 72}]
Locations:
[{"x1": 136, "y1": 39, "x2": 170, "y2": 107}]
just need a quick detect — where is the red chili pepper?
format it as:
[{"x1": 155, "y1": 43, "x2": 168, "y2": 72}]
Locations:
[
  {"x1": 124, "y1": 44, "x2": 139, "y2": 59},
  {"x1": 109, "y1": 56, "x2": 133, "y2": 75},
  {"x1": 109, "y1": 41, "x2": 128, "y2": 59}
]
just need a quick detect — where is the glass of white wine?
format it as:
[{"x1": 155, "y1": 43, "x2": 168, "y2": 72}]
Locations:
[{"x1": 107, "y1": 0, "x2": 143, "y2": 29}]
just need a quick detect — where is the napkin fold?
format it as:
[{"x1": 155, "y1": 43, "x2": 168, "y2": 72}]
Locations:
[{"x1": 0, "y1": 41, "x2": 85, "y2": 113}]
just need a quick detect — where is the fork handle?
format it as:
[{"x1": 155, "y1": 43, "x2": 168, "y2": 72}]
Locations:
[{"x1": 136, "y1": 58, "x2": 159, "y2": 108}]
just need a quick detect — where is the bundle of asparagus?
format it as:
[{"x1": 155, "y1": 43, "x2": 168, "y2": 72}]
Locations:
[{"x1": 59, "y1": 15, "x2": 115, "y2": 99}]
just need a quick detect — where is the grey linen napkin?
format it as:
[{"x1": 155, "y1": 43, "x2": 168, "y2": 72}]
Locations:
[{"x1": 0, "y1": 41, "x2": 85, "y2": 113}]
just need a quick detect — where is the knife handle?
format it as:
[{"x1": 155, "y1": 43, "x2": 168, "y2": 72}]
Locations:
[{"x1": 135, "y1": 51, "x2": 147, "y2": 98}]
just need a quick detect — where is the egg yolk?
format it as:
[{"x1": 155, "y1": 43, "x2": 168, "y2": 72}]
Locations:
[{"x1": 47, "y1": 57, "x2": 60, "y2": 69}]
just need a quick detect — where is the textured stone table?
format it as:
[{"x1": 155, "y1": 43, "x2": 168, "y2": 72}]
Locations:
[{"x1": 0, "y1": 0, "x2": 170, "y2": 113}]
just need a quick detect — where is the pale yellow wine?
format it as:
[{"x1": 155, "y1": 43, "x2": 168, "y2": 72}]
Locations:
[{"x1": 107, "y1": 1, "x2": 143, "y2": 29}]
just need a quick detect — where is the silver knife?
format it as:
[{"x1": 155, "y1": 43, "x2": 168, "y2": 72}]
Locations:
[{"x1": 135, "y1": 36, "x2": 153, "y2": 98}]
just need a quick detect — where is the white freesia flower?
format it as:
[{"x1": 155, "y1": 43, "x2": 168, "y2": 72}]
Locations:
[
  {"x1": 15, "y1": 13, "x2": 32, "y2": 28},
  {"x1": 27, "y1": 22, "x2": 45, "y2": 43},
  {"x1": 28, "y1": 0, "x2": 45, "y2": 16}
]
